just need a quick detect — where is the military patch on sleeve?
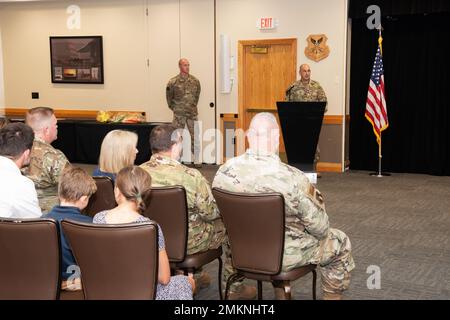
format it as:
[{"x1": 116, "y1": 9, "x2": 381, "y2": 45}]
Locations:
[{"x1": 307, "y1": 184, "x2": 325, "y2": 210}]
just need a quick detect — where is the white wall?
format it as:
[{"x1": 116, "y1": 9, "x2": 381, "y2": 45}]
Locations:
[
  {"x1": 147, "y1": 0, "x2": 180, "y2": 122},
  {"x1": 216, "y1": 0, "x2": 349, "y2": 116},
  {"x1": 0, "y1": 0, "x2": 149, "y2": 114},
  {"x1": 0, "y1": 0, "x2": 348, "y2": 120},
  {"x1": 147, "y1": 0, "x2": 216, "y2": 129}
]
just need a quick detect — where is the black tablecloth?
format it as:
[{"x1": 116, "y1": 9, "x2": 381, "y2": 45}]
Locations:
[{"x1": 52, "y1": 120, "x2": 168, "y2": 165}]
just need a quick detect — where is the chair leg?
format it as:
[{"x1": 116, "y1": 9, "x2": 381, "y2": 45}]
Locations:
[
  {"x1": 218, "y1": 256, "x2": 223, "y2": 300},
  {"x1": 224, "y1": 273, "x2": 243, "y2": 300},
  {"x1": 283, "y1": 281, "x2": 292, "y2": 300},
  {"x1": 257, "y1": 281, "x2": 263, "y2": 300},
  {"x1": 185, "y1": 268, "x2": 195, "y2": 276},
  {"x1": 312, "y1": 269, "x2": 317, "y2": 300}
]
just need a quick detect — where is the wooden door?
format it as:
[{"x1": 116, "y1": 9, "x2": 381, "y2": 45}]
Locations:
[{"x1": 238, "y1": 38, "x2": 297, "y2": 153}]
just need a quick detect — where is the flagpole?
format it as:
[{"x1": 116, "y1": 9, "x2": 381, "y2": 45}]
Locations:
[
  {"x1": 370, "y1": 26, "x2": 391, "y2": 178},
  {"x1": 378, "y1": 28, "x2": 383, "y2": 177},
  {"x1": 372, "y1": 131, "x2": 390, "y2": 177},
  {"x1": 377, "y1": 133, "x2": 382, "y2": 177}
]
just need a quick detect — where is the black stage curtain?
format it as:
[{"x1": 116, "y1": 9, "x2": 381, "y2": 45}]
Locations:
[
  {"x1": 349, "y1": 0, "x2": 450, "y2": 19},
  {"x1": 349, "y1": 13, "x2": 450, "y2": 175}
]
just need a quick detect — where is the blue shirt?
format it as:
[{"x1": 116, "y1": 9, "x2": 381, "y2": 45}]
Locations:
[
  {"x1": 45, "y1": 206, "x2": 92, "y2": 280},
  {"x1": 92, "y1": 167, "x2": 116, "y2": 183}
]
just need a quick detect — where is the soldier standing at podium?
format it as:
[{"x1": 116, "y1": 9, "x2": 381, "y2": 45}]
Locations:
[{"x1": 285, "y1": 64, "x2": 327, "y2": 173}]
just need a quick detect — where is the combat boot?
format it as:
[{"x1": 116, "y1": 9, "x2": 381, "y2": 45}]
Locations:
[
  {"x1": 272, "y1": 281, "x2": 289, "y2": 300},
  {"x1": 193, "y1": 271, "x2": 211, "y2": 295},
  {"x1": 227, "y1": 284, "x2": 257, "y2": 300},
  {"x1": 322, "y1": 291, "x2": 343, "y2": 300}
]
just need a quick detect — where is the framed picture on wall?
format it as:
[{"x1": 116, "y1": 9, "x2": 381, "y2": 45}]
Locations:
[{"x1": 50, "y1": 36, "x2": 104, "y2": 84}]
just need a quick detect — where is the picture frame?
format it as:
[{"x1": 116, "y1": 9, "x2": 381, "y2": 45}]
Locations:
[{"x1": 50, "y1": 36, "x2": 104, "y2": 84}]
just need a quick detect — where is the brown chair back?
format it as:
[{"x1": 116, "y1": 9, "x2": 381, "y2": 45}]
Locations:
[
  {"x1": 212, "y1": 188, "x2": 285, "y2": 275},
  {"x1": 84, "y1": 176, "x2": 116, "y2": 217},
  {"x1": 142, "y1": 186, "x2": 188, "y2": 262},
  {"x1": 0, "y1": 218, "x2": 61, "y2": 300},
  {"x1": 61, "y1": 219, "x2": 159, "y2": 300}
]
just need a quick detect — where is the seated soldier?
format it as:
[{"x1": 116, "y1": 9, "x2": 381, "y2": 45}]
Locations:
[
  {"x1": 45, "y1": 166, "x2": 97, "y2": 291},
  {"x1": 213, "y1": 112, "x2": 355, "y2": 300},
  {"x1": 140, "y1": 124, "x2": 256, "y2": 299},
  {"x1": 23, "y1": 107, "x2": 70, "y2": 213}
]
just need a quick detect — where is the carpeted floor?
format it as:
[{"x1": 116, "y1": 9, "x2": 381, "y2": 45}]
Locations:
[
  {"x1": 76, "y1": 163, "x2": 450, "y2": 300},
  {"x1": 195, "y1": 166, "x2": 450, "y2": 300}
]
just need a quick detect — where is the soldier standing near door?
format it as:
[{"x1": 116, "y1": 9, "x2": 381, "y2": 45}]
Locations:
[{"x1": 166, "y1": 58, "x2": 202, "y2": 166}]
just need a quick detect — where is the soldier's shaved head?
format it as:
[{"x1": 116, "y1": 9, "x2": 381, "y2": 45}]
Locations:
[
  {"x1": 179, "y1": 58, "x2": 189, "y2": 66},
  {"x1": 249, "y1": 112, "x2": 278, "y2": 135},
  {"x1": 300, "y1": 64, "x2": 311, "y2": 82},
  {"x1": 26, "y1": 107, "x2": 58, "y2": 143},
  {"x1": 300, "y1": 64, "x2": 310, "y2": 71},
  {"x1": 179, "y1": 58, "x2": 190, "y2": 75},
  {"x1": 247, "y1": 112, "x2": 280, "y2": 154},
  {"x1": 26, "y1": 107, "x2": 54, "y2": 132}
]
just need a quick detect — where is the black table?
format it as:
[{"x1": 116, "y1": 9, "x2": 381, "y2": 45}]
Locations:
[{"x1": 52, "y1": 120, "x2": 169, "y2": 165}]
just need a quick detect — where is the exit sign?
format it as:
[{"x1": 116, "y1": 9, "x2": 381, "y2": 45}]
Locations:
[{"x1": 257, "y1": 17, "x2": 278, "y2": 30}]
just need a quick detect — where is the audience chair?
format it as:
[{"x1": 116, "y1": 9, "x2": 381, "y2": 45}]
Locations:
[
  {"x1": 0, "y1": 218, "x2": 61, "y2": 300},
  {"x1": 83, "y1": 176, "x2": 116, "y2": 217},
  {"x1": 212, "y1": 188, "x2": 317, "y2": 300},
  {"x1": 143, "y1": 186, "x2": 223, "y2": 299},
  {"x1": 61, "y1": 220, "x2": 159, "y2": 300}
]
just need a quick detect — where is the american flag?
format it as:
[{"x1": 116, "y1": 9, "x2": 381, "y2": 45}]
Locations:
[{"x1": 365, "y1": 37, "x2": 388, "y2": 145}]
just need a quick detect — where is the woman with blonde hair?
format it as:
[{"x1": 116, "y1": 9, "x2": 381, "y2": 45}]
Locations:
[
  {"x1": 93, "y1": 165, "x2": 195, "y2": 300},
  {"x1": 93, "y1": 130, "x2": 138, "y2": 182}
]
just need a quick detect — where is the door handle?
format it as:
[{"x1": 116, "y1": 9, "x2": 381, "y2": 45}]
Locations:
[{"x1": 209, "y1": 102, "x2": 215, "y2": 108}]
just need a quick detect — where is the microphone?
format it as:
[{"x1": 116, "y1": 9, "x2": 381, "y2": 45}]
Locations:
[{"x1": 286, "y1": 85, "x2": 294, "y2": 101}]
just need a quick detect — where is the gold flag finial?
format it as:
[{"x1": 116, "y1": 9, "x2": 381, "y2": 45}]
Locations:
[{"x1": 378, "y1": 27, "x2": 383, "y2": 55}]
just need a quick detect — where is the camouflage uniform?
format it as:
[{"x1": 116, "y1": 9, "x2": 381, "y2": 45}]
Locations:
[
  {"x1": 166, "y1": 74, "x2": 201, "y2": 163},
  {"x1": 23, "y1": 137, "x2": 69, "y2": 213},
  {"x1": 140, "y1": 155, "x2": 232, "y2": 269},
  {"x1": 212, "y1": 149, "x2": 355, "y2": 295},
  {"x1": 285, "y1": 79, "x2": 327, "y2": 105},
  {"x1": 286, "y1": 79, "x2": 327, "y2": 166}
]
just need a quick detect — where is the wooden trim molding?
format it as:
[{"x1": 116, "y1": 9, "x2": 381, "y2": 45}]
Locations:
[
  {"x1": 220, "y1": 113, "x2": 239, "y2": 120},
  {"x1": 245, "y1": 108, "x2": 277, "y2": 113},
  {"x1": 4, "y1": 108, "x2": 145, "y2": 120},
  {"x1": 323, "y1": 115, "x2": 344, "y2": 125},
  {"x1": 317, "y1": 161, "x2": 342, "y2": 173},
  {"x1": 236, "y1": 111, "x2": 347, "y2": 126},
  {"x1": 239, "y1": 38, "x2": 298, "y2": 46}
]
